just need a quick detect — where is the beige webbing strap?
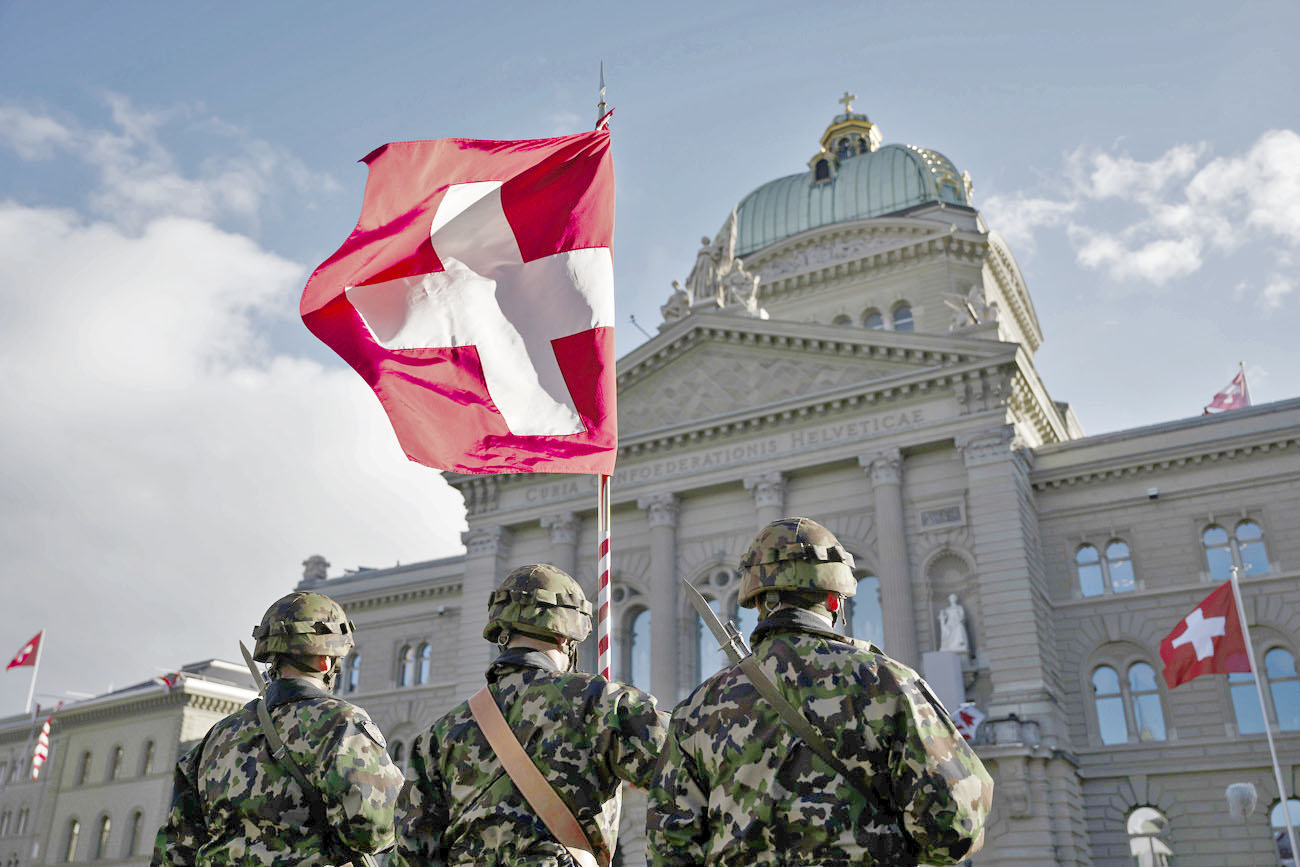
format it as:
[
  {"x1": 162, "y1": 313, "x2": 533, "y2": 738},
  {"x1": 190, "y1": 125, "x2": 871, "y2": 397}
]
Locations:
[{"x1": 468, "y1": 687, "x2": 603, "y2": 867}]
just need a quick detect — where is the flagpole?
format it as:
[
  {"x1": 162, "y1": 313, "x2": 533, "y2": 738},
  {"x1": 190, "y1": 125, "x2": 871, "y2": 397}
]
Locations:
[
  {"x1": 23, "y1": 630, "x2": 44, "y2": 715},
  {"x1": 1230, "y1": 566, "x2": 1298, "y2": 860},
  {"x1": 596, "y1": 474, "x2": 613, "y2": 680}
]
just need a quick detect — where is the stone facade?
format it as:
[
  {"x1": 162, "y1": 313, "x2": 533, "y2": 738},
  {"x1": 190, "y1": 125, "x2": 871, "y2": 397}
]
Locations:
[{"x1": 0, "y1": 660, "x2": 255, "y2": 867}]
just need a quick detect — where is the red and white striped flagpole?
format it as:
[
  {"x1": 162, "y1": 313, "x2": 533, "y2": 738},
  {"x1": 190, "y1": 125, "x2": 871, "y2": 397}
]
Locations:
[{"x1": 596, "y1": 474, "x2": 613, "y2": 679}]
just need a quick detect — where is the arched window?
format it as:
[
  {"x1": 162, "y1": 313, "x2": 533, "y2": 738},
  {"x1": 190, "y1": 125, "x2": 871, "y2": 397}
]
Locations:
[
  {"x1": 76, "y1": 751, "x2": 92, "y2": 786},
  {"x1": 831, "y1": 314, "x2": 852, "y2": 327},
  {"x1": 1076, "y1": 545, "x2": 1104, "y2": 597},
  {"x1": 124, "y1": 810, "x2": 143, "y2": 857},
  {"x1": 1126, "y1": 806, "x2": 1173, "y2": 866},
  {"x1": 695, "y1": 596, "x2": 727, "y2": 683},
  {"x1": 1203, "y1": 520, "x2": 1271, "y2": 579},
  {"x1": 93, "y1": 816, "x2": 110, "y2": 860},
  {"x1": 416, "y1": 644, "x2": 432, "y2": 685},
  {"x1": 1105, "y1": 540, "x2": 1135, "y2": 593},
  {"x1": 107, "y1": 745, "x2": 122, "y2": 782},
  {"x1": 0, "y1": 811, "x2": 10, "y2": 835},
  {"x1": 862, "y1": 309, "x2": 884, "y2": 330},
  {"x1": 1092, "y1": 666, "x2": 1127, "y2": 745},
  {"x1": 1228, "y1": 669, "x2": 1265, "y2": 734},
  {"x1": 345, "y1": 651, "x2": 361, "y2": 693},
  {"x1": 848, "y1": 575, "x2": 883, "y2": 646},
  {"x1": 1128, "y1": 663, "x2": 1167, "y2": 741},
  {"x1": 734, "y1": 601, "x2": 758, "y2": 642},
  {"x1": 1267, "y1": 648, "x2": 1300, "y2": 730},
  {"x1": 397, "y1": 645, "x2": 415, "y2": 687},
  {"x1": 891, "y1": 304, "x2": 914, "y2": 332},
  {"x1": 140, "y1": 740, "x2": 154, "y2": 776},
  {"x1": 17, "y1": 808, "x2": 29, "y2": 834},
  {"x1": 814, "y1": 159, "x2": 830, "y2": 181},
  {"x1": 1273, "y1": 799, "x2": 1300, "y2": 864},
  {"x1": 627, "y1": 608, "x2": 652, "y2": 695},
  {"x1": 64, "y1": 818, "x2": 80, "y2": 862},
  {"x1": 390, "y1": 741, "x2": 404, "y2": 767}
]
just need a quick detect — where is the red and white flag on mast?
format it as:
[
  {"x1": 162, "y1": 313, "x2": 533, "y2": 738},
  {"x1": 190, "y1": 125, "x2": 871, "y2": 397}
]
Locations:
[
  {"x1": 1158, "y1": 580, "x2": 1251, "y2": 688},
  {"x1": 6, "y1": 631, "x2": 41, "y2": 669},
  {"x1": 1203, "y1": 367, "x2": 1250, "y2": 415},
  {"x1": 31, "y1": 713, "x2": 52, "y2": 780},
  {"x1": 301, "y1": 130, "x2": 618, "y2": 475}
]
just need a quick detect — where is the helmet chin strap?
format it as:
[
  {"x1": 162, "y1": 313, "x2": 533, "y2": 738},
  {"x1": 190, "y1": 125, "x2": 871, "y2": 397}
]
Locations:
[{"x1": 321, "y1": 656, "x2": 343, "y2": 692}]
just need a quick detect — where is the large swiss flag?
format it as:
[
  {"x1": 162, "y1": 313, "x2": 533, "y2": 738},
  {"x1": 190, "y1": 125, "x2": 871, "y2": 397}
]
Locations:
[
  {"x1": 301, "y1": 131, "x2": 617, "y2": 475},
  {"x1": 1158, "y1": 581, "x2": 1251, "y2": 688}
]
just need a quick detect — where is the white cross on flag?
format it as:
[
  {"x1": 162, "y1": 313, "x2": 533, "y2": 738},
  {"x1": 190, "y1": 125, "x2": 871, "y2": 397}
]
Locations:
[
  {"x1": 1158, "y1": 580, "x2": 1250, "y2": 688},
  {"x1": 301, "y1": 130, "x2": 617, "y2": 475},
  {"x1": 1203, "y1": 368, "x2": 1250, "y2": 414},
  {"x1": 6, "y1": 631, "x2": 42, "y2": 670}
]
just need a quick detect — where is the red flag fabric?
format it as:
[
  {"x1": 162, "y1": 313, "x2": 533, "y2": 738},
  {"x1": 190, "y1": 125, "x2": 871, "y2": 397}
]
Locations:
[
  {"x1": 1159, "y1": 581, "x2": 1251, "y2": 688},
  {"x1": 1203, "y1": 368, "x2": 1250, "y2": 414},
  {"x1": 6, "y1": 631, "x2": 41, "y2": 669},
  {"x1": 31, "y1": 714, "x2": 51, "y2": 780},
  {"x1": 301, "y1": 130, "x2": 618, "y2": 475}
]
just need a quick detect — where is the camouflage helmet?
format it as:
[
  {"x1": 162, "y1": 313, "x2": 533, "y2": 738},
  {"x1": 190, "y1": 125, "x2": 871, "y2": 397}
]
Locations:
[
  {"x1": 483, "y1": 564, "x2": 592, "y2": 644},
  {"x1": 252, "y1": 592, "x2": 356, "y2": 662},
  {"x1": 737, "y1": 517, "x2": 857, "y2": 608}
]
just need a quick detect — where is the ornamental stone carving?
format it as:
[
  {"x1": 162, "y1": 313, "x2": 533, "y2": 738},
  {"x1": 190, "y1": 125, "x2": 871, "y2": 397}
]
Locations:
[
  {"x1": 938, "y1": 593, "x2": 970, "y2": 654},
  {"x1": 756, "y1": 234, "x2": 913, "y2": 282},
  {"x1": 638, "y1": 493, "x2": 680, "y2": 528},
  {"x1": 540, "y1": 512, "x2": 579, "y2": 546},
  {"x1": 743, "y1": 472, "x2": 786, "y2": 510},
  {"x1": 661, "y1": 209, "x2": 767, "y2": 325},
  {"x1": 660, "y1": 280, "x2": 692, "y2": 327},
  {"x1": 860, "y1": 449, "x2": 902, "y2": 486},
  {"x1": 462, "y1": 525, "x2": 513, "y2": 558},
  {"x1": 944, "y1": 284, "x2": 999, "y2": 329},
  {"x1": 301, "y1": 554, "x2": 330, "y2": 583},
  {"x1": 955, "y1": 427, "x2": 1016, "y2": 468}
]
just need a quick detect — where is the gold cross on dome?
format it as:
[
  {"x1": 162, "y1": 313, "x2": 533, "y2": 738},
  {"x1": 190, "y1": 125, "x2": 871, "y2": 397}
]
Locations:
[{"x1": 838, "y1": 91, "x2": 856, "y2": 112}]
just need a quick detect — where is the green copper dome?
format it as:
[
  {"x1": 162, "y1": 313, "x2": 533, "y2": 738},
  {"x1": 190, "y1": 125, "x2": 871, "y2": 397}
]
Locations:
[{"x1": 735, "y1": 139, "x2": 971, "y2": 257}]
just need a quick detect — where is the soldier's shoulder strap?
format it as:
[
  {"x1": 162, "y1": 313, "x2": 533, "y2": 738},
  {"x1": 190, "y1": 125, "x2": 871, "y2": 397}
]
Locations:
[
  {"x1": 467, "y1": 686, "x2": 604, "y2": 867},
  {"x1": 734, "y1": 653, "x2": 876, "y2": 804},
  {"x1": 254, "y1": 697, "x2": 379, "y2": 867}
]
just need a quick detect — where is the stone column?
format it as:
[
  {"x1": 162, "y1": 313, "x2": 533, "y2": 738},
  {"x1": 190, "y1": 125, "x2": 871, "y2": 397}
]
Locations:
[
  {"x1": 457, "y1": 525, "x2": 513, "y2": 695},
  {"x1": 638, "y1": 493, "x2": 679, "y2": 706},
  {"x1": 860, "y1": 449, "x2": 918, "y2": 665},
  {"x1": 541, "y1": 512, "x2": 585, "y2": 668},
  {"x1": 743, "y1": 471, "x2": 786, "y2": 529}
]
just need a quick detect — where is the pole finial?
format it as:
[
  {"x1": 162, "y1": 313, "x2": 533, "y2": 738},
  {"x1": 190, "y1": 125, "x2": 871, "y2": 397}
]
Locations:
[{"x1": 596, "y1": 62, "x2": 608, "y2": 128}]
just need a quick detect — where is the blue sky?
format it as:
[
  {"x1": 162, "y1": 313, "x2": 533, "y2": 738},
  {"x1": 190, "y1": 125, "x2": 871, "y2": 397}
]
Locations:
[{"x1": 1, "y1": 1, "x2": 1297, "y2": 710}]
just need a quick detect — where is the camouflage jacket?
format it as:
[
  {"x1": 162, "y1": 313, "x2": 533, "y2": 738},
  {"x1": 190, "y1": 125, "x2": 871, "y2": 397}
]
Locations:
[
  {"x1": 393, "y1": 648, "x2": 669, "y2": 866},
  {"x1": 646, "y1": 609, "x2": 994, "y2": 866},
  {"x1": 152, "y1": 676, "x2": 405, "y2": 866}
]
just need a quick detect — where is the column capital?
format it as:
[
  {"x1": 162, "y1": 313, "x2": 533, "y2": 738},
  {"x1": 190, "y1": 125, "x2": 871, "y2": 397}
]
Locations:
[
  {"x1": 638, "y1": 492, "x2": 680, "y2": 528},
  {"x1": 461, "y1": 525, "x2": 513, "y2": 558},
  {"x1": 540, "y1": 512, "x2": 579, "y2": 546},
  {"x1": 955, "y1": 426, "x2": 1016, "y2": 468},
  {"x1": 859, "y1": 448, "x2": 902, "y2": 486},
  {"x1": 742, "y1": 471, "x2": 786, "y2": 510}
]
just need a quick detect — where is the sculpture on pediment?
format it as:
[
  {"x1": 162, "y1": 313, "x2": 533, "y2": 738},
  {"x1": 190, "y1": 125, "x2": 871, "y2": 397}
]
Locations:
[
  {"x1": 661, "y1": 280, "x2": 692, "y2": 325},
  {"x1": 722, "y1": 261, "x2": 760, "y2": 314},
  {"x1": 938, "y1": 593, "x2": 969, "y2": 654},
  {"x1": 944, "y1": 284, "x2": 999, "y2": 330},
  {"x1": 302, "y1": 554, "x2": 330, "y2": 583}
]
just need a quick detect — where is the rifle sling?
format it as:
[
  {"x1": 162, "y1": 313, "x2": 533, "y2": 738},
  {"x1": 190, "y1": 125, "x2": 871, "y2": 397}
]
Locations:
[
  {"x1": 254, "y1": 697, "x2": 378, "y2": 867},
  {"x1": 735, "y1": 654, "x2": 876, "y2": 804},
  {"x1": 468, "y1": 686, "x2": 604, "y2": 867}
]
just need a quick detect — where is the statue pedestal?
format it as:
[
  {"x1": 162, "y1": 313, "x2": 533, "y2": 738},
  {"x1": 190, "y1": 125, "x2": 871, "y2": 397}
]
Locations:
[{"x1": 922, "y1": 650, "x2": 966, "y2": 712}]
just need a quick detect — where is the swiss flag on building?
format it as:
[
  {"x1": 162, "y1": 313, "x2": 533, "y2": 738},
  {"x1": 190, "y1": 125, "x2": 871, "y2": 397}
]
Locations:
[
  {"x1": 6, "y1": 631, "x2": 41, "y2": 670},
  {"x1": 1203, "y1": 368, "x2": 1250, "y2": 414},
  {"x1": 301, "y1": 130, "x2": 617, "y2": 475},
  {"x1": 1159, "y1": 581, "x2": 1251, "y2": 688}
]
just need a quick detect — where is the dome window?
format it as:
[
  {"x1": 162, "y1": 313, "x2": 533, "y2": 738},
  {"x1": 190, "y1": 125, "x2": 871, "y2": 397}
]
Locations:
[
  {"x1": 862, "y1": 309, "x2": 884, "y2": 330},
  {"x1": 892, "y1": 304, "x2": 914, "y2": 332},
  {"x1": 813, "y1": 159, "x2": 831, "y2": 182}
]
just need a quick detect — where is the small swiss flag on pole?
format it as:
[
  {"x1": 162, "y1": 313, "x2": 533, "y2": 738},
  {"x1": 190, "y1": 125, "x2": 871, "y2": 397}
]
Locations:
[
  {"x1": 301, "y1": 130, "x2": 617, "y2": 475},
  {"x1": 6, "y1": 631, "x2": 41, "y2": 670},
  {"x1": 1203, "y1": 365, "x2": 1250, "y2": 415},
  {"x1": 1158, "y1": 581, "x2": 1251, "y2": 688}
]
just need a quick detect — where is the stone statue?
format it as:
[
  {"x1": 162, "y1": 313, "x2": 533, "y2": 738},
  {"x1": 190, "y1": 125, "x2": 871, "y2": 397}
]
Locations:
[
  {"x1": 938, "y1": 593, "x2": 969, "y2": 653},
  {"x1": 302, "y1": 554, "x2": 330, "y2": 583},
  {"x1": 660, "y1": 280, "x2": 692, "y2": 325},
  {"x1": 944, "y1": 284, "x2": 999, "y2": 329},
  {"x1": 722, "y1": 261, "x2": 760, "y2": 313}
]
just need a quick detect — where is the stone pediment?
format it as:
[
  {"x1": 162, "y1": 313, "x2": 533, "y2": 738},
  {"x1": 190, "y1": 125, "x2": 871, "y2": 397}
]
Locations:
[{"x1": 617, "y1": 312, "x2": 1014, "y2": 437}]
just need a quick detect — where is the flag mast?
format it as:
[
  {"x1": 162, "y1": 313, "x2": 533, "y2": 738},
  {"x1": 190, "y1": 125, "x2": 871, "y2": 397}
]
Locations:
[
  {"x1": 22, "y1": 630, "x2": 44, "y2": 715},
  {"x1": 1229, "y1": 565, "x2": 1298, "y2": 858},
  {"x1": 593, "y1": 62, "x2": 614, "y2": 680}
]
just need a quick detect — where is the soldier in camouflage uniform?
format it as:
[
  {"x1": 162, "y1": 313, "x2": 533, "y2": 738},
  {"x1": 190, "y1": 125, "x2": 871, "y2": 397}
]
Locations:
[
  {"x1": 153, "y1": 592, "x2": 405, "y2": 866},
  {"x1": 647, "y1": 517, "x2": 994, "y2": 866},
  {"x1": 393, "y1": 564, "x2": 669, "y2": 866}
]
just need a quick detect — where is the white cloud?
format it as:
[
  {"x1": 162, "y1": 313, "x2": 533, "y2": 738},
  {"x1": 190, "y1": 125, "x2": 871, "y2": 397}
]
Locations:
[
  {"x1": 993, "y1": 130, "x2": 1300, "y2": 302},
  {"x1": 0, "y1": 101, "x2": 463, "y2": 709},
  {"x1": 0, "y1": 106, "x2": 73, "y2": 158}
]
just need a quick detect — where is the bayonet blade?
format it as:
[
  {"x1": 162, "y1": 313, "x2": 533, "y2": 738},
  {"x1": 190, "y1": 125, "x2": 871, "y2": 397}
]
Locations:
[
  {"x1": 239, "y1": 641, "x2": 268, "y2": 696},
  {"x1": 682, "y1": 579, "x2": 749, "y2": 665}
]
